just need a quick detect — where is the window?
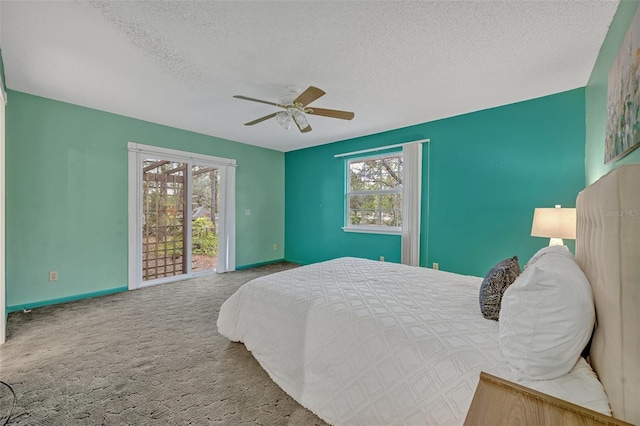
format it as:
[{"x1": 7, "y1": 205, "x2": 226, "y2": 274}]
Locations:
[
  {"x1": 345, "y1": 153, "x2": 403, "y2": 233},
  {"x1": 128, "y1": 142, "x2": 236, "y2": 291}
]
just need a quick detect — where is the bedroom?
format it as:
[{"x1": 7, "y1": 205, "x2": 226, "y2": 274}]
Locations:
[{"x1": 0, "y1": 1, "x2": 639, "y2": 425}]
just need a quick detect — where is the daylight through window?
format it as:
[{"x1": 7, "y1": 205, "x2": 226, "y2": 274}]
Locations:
[{"x1": 346, "y1": 153, "x2": 403, "y2": 231}]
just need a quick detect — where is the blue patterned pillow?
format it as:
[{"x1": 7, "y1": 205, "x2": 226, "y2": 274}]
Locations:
[{"x1": 479, "y1": 256, "x2": 521, "y2": 321}]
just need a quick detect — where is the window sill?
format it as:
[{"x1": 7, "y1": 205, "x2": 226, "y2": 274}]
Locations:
[{"x1": 342, "y1": 226, "x2": 402, "y2": 235}]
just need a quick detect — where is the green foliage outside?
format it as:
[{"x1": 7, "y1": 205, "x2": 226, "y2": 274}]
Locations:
[
  {"x1": 143, "y1": 185, "x2": 185, "y2": 257},
  {"x1": 348, "y1": 155, "x2": 403, "y2": 227},
  {"x1": 142, "y1": 160, "x2": 219, "y2": 259},
  {"x1": 192, "y1": 217, "x2": 218, "y2": 256}
]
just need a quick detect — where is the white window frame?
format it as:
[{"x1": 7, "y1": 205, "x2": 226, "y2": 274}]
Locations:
[
  {"x1": 127, "y1": 142, "x2": 236, "y2": 290},
  {"x1": 0, "y1": 87, "x2": 6, "y2": 344},
  {"x1": 342, "y1": 152, "x2": 403, "y2": 235}
]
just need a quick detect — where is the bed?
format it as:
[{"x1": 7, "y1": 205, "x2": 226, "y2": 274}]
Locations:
[{"x1": 217, "y1": 164, "x2": 640, "y2": 425}]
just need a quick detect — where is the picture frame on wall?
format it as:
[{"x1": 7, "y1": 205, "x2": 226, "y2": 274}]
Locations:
[{"x1": 605, "y1": 6, "x2": 640, "y2": 165}]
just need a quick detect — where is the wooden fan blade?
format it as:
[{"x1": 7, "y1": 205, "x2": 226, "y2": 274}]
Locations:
[
  {"x1": 244, "y1": 113, "x2": 277, "y2": 126},
  {"x1": 294, "y1": 86, "x2": 325, "y2": 107},
  {"x1": 233, "y1": 95, "x2": 281, "y2": 107},
  {"x1": 306, "y1": 107, "x2": 355, "y2": 120},
  {"x1": 292, "y1": 114, "x2": 312, "y2": 133}
]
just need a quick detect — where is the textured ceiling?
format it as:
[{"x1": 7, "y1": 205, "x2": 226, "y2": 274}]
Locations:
[{"x1": 0, "y1": 1, "x2": 619, "y2": 152}]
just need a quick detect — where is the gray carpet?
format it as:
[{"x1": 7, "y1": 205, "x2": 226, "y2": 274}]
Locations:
[{"x1": 0, "y1": 263, "x2": 329, "y2": 425}]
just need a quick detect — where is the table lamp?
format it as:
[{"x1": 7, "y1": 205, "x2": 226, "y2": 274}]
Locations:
[{"x1": 531, "y1": 205, "x2": 576, "y2": 246}]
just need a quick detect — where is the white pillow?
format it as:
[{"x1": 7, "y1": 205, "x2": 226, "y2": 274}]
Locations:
[
  {"x1": 525, "y1": 244, "x2": 575, "y2": 269},
  {"x1": 499, "y1": 245, "x2": 595, "y2": 380}
]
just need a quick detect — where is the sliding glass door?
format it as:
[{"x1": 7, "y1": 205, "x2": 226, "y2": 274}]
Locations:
[
  {"x1": 190, "y1": 164, "x2": 219, "y2": 274},
  {"x1": 141, "y1": 158, "x2": 188, "y2": 281},
  {"x1": 128, "y1": 143, "x2": 235, "y2": 289}
]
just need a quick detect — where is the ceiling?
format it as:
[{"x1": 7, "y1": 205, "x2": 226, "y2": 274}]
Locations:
[{"x1": 0, "y1": 1, "x2": 619, "y2": 152}]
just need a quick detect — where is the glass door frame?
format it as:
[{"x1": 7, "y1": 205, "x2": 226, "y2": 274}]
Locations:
[{"x1": 127, "y1": 142, "x2": 236, "y2": 290}]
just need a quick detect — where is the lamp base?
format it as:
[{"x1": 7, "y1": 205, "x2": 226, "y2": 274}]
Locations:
[{"x1": 548, "y1": 238, "x2": 564, "y2": 246}]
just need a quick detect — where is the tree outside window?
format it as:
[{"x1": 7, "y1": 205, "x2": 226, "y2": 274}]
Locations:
[{"x1": 347, "y1": 154, "x2": 403, "y2": 230}]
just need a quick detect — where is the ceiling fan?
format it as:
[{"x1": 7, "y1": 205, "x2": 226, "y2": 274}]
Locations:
[{"x1": 233, "y1": 85, "x2": 355, "y2": 133}]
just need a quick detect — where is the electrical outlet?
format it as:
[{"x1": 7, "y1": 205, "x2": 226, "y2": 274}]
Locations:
[
  {"x1": 380, "y1": 256, "x2": 385, "y2": 262},
  {"x1": 245, "y1": 209, "x2": 251, "y2": 216},
  {"x1": 273, "y1": 243, "x2": 278, "y2": 251},
  {"x1": 49, "y1": 271, "x2": 58, "y2": 281},
  {"x1": 432, "y1": 262, "x2": 439, "y2": 270}
]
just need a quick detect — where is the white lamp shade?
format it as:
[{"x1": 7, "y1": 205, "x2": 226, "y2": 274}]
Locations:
[
  {"x1": 531, "y1": 207, "x2": 576, "y2": 239},
  {"x1": 292, "y1": 111, "x2": 309, "y2": 129},
  {"x1": 275, "y1": 111, "x2": 292, "y2": 130}
]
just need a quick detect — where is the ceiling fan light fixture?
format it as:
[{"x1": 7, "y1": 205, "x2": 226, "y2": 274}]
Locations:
[
  {"x1": 279, "y1": 85, "x2": 301, "y2": 105},
  {"x1": 275, "y1": 111, "x2": 293, "y2": 130},
  {"x1": 292, "y1": 111, "x2": 309, "y2": 129},
  {"x1": 234, "y1": 85, "x2": 355, "y2": 133}
]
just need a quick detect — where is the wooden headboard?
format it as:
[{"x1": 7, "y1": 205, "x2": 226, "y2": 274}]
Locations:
[{"x1": 575, "y1": 164, "x2": 640, "y2": 425}]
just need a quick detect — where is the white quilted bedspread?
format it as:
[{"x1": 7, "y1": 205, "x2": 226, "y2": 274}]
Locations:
[{"x1": 218, "y1": 257, "x2": 508, "y2": 425}]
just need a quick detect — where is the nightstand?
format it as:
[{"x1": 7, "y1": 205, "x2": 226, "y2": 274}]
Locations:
[{"x1": 464, "y1": 372, "x2": 633, "y2": 426}]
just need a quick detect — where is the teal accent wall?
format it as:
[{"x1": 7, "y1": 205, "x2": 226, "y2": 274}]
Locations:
[
  {"x1": 5, "y1": 90, "x2": 284, "y2": 308},
  {"x1": 586, "y1": 1, "x2": 640, "y2": 184},
  {"x1": 285, "y1": 89, "x2": 585, "y2": 277}
]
